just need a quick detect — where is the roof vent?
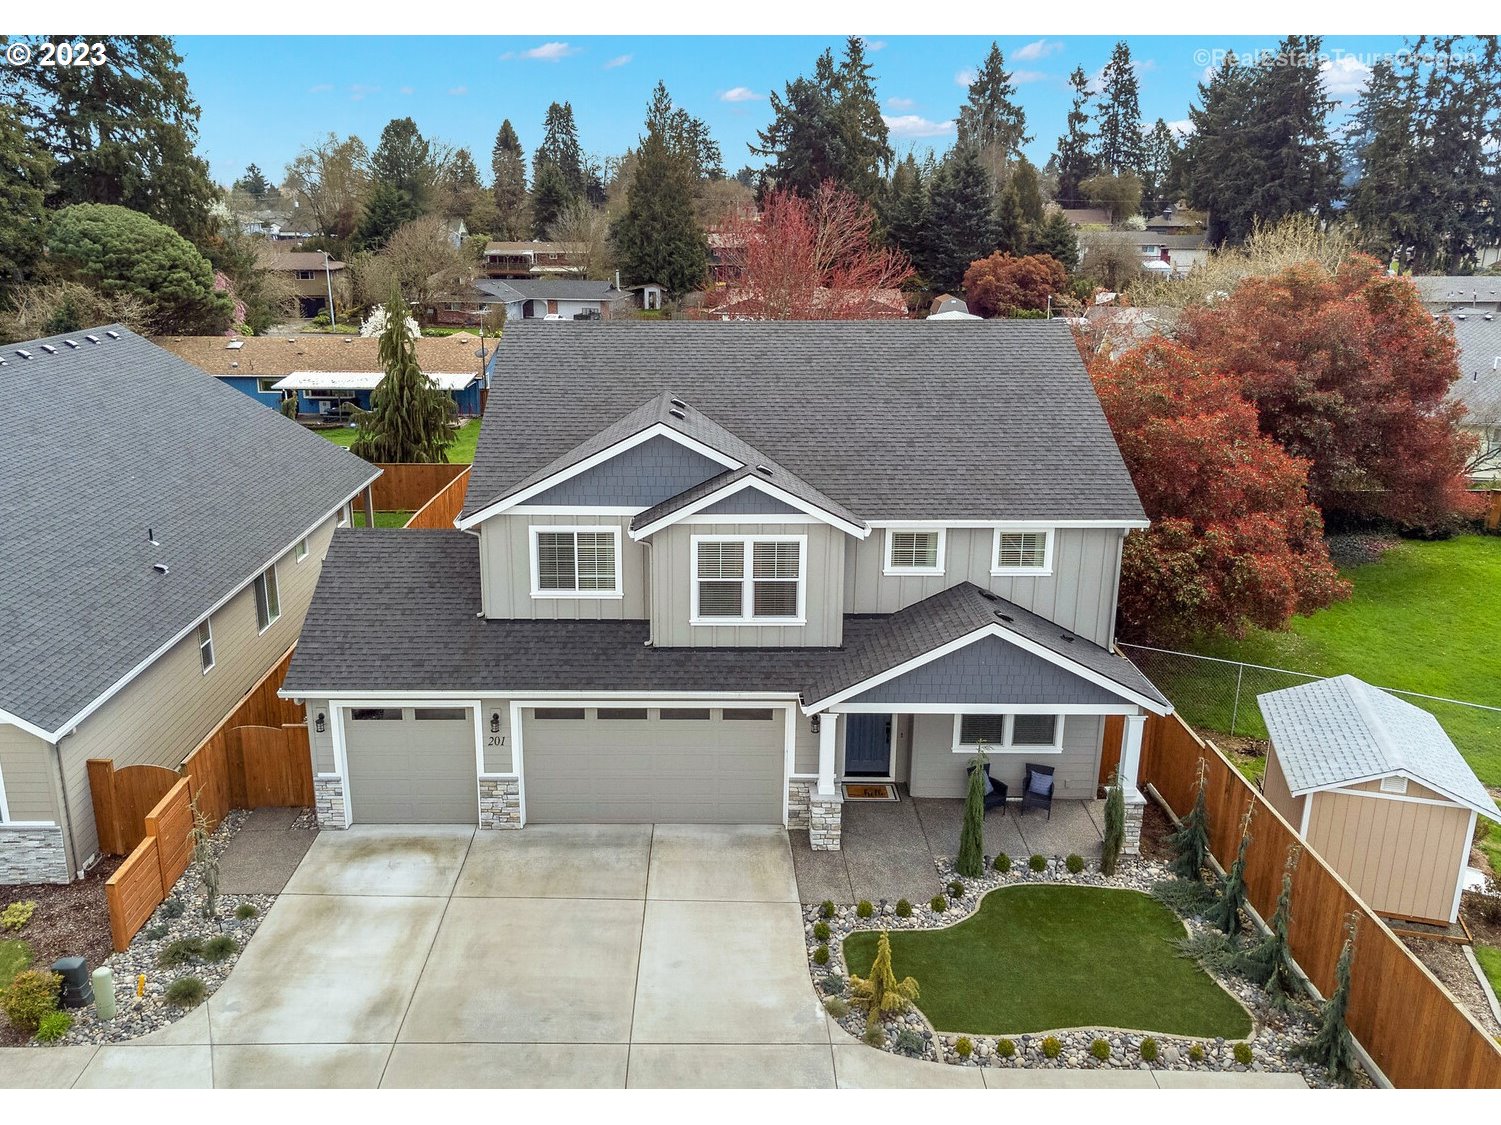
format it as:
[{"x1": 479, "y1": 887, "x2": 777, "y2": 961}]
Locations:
[
  {"x1": 40, "y1": 344, "x2": 56, "y2": 354},
  {"x1": 148, "y1": 528, "x2": 159, "y2": 546},
  {"x1": 85, "y1": 334, "x2": 100, "y2": 343},
  {"x1": 226, "y1": 339, "x2": 244, "y2": 349},
  {"x1": 754, "y1": 464, "x2": 773, "y2": 476},
  {"x1": 152, "y1": 563, "x2": 169, "y2": 575},
  {"x1": 1456, "y1": 312, "x2": 1466, "y2": 320},
  {"x1": 64, "y1": 339, "x2": 80, "y2": 349},
  {"x1": 995, "y1": 611, "x2": 1014, "y2": 623},
  {"x1": 230, "y1": 361, "x2": 239, "y2": 368},
  {"x1": 1487, "y1": 313, "x2": 1495, "y2": 321},
  {"x1": 669, "y1": 397, "x2": 687, "y2": 409},
  {"x1": 105, "y1": 330, "x2": 120, "y2": 339},
  {"x1": 16, "y1": 349, "x2": 31, "y2": 359},
  {"x1": 977, "y1": 590, "x2": 1000, "y2": 602},
  {"x1": 1059, "y1": 633, "x2": 1075, "y2": 643},
  {"x1": 668, "y1": 408, "x2": 686, "y2": 420}
]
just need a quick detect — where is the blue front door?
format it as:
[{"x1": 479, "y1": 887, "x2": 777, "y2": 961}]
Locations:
[{"x1": 844, "y1": 714, "x2": 892, "y2": 776}]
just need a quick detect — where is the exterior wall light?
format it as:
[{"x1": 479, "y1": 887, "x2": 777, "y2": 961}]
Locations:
[
  {"x1": 810, "y1": 715, "x2": 821, "y2": 735},
  {"x1": 315, "y1": 712, "x2": 326, "y2": 733},
  {"x1": 490, "y1": 712, "x2": 501, "y2": 734}
]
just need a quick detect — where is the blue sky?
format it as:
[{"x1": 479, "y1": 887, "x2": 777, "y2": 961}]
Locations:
[{"x1": 178, "y1": 35, "x2": 1414, "y2": 187}]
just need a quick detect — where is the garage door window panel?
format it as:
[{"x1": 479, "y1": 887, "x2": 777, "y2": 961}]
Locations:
[
  {"x1": 531, "y1": 527, "x2": 621, "y2": 597},
  {"x1": 692, "y1": 535, "x2": 806, "y2": 624}
]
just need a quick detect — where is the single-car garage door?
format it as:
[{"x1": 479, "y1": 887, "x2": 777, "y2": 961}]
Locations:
[
  {"x1": 343, "y1": 706, "x2": 477, "y2": 824},
  {"x1": 523, "y1": 707, "x2": 785, "y2": 824}
]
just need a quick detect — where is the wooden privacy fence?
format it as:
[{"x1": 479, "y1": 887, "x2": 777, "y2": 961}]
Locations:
[
  {"x1": 404, "y1": 466, "x2": 470, "y2": 529},
  {"x1": 104, "y1": 778, "x2": 195, "y2": 952},
  {"x1": 1140, "y1": 712, "x2": 1501, "y2": 1088},
  {"x1": 1478, "y1": 490, "x2": 1501, "y2": 532},
  {"x1": 371, "y1": 462, "x2": 467, "y2": 512},
  {"x1": 87, "y1": 761, "x2": 180, "y2": 857}
]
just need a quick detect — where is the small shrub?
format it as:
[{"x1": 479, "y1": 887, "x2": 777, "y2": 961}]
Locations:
[
  {"x1": 2, "y1": 969, "x2": 60, "y2": 1034},
  {"x1": 993, "y1": 853, "x2": 1011, "y2": 874},
  {"x1": 1151, "y1": 877, "x2": 1218, "y2": 916},
  {"x1": 145, "y1": 923, "x2": 169, "y2": 941},
  {"x1": 1, "y1": 901, "x2": 37, "y2": 931},
  {"x1": 824, "y1": 997, "x2": 850, "y2": 1018},
  {"x1": 863, "y1": 1026, "x2": 885, "y2": 1047},
  {"x1": 1066, "y1": 854, "x2": 1085, "y2": 875},
  {"x1": 1188, "y1": 1043, "x2": 1205, "y2": 1063},
  {"x1": 1090, "y1": 1037, "x2": 1111, "y2": 1061},
  {"x1": 1234, "y1": 1042, "x2": 1254, "y2": 1066},
  {"x1": 894, "y1": 1028, "x2": 925, "y2": 1057},
  {"x1": 820, "y1": 900, "x2": 836, "y2": 920},
  {"x1": 1175, "y1": 929, "x2": 1240, "y2": 974},
  {"x1": 1140, "y1": 1037, "x2": 1159, "y2": 1063},
  {"x1": 157, "y1": 937, "x2": 205, "y2": 968},
  {"x1": 930, "y1": 894, "x2": 948, "y2": 912},
  {"x1": 823, "y1": 972, "x2": 846, "y2": 996},
  {"x1": 34, "y1": 1009, "x2": 72, "y2": 1043},
  {"x1": 947, "y1": 879, "x2": 965, "y2": 898},
  {"x1": 812, "y1": 944, "x2": 830, "y2": 966},
  {"x1": 1041, "y1": 1035, "x2": 1062, "y2": 1059},
  {"x1": 165, "y1": 976, "x2": 207, "y2": 1008},
  {"x1": 895, "y1": 898, "x2": 912, "y2": 918},
  {"x1": 955, "y1": 1035, "x2": 973, "y2": 1060},
  {"x1": 162, "y1": 898, "x2": 185, "y2": 920},
  {"x1": 1028, "y1": 854, "x2": 1047, "y2": 872},
  {"x1": 856, "y1": 900, "x2": 874, "y2": 919},
  {"x1": 997, "y1": 1037, "x2": 1016, "y2": 1059},
  {"x1": 813, "y1": 921, "x2": 831, "y2": 942},
  {"x1": 234, "y1": 903, "x2": 259, "y2": 921},
  {"x1": 203, "y1": 935, "x2": 239, "y2": 963}
]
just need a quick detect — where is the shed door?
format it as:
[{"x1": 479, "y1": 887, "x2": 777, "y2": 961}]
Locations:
[{"x1": 343, "y1": 707, "x2": 477, "y2": 824}]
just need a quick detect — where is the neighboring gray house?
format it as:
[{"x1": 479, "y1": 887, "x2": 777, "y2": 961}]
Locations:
[
  {"x1": 282, "y1": 321, "x2": 1170, "y2": 850},
  {"x1": 1412, "y1": 276, "x2": 1501, "y2": 315},
  {"x1": 0, "y1": 328, "x2": 378, "y2": 883},
  {"x1": 1443, "y1": 310, "x2": 1501, "y2": 478},
  {"x1": 432, "y1": 278, "x2": 625, "y2": 325}
]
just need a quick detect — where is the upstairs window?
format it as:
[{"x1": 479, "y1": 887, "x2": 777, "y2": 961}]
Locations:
[
  {"x1": 692, "y1": 536, "x2": 805, "y2": 624},
  {"x1": 531, "y1": 527, "x2": 621, "y2": 596},
  {"x1": 993, "y1": 529, "x2": 1051, "y2": 575},
  {"x1": 197, "y1": 620, "x2": 215, "y2": 674},
  {"x1": 885, "y1": 529, "x2": 944, "y2": 574},
  {"x1": 254, "y1": 565, "x2": 281, "y2": 632}
]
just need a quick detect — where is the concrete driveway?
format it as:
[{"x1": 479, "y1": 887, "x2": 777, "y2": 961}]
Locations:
[{"x1": 3, "y1": 825, "x2": 1308, "y2": 1089}]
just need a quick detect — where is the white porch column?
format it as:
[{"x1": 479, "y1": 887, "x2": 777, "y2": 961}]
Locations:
[
  {"x1": 817, "y1": 713, "x2": 839, "y2": 796},
  {"x1": 1119, "y1": 713, "x2": 1146, "y2": 790}
]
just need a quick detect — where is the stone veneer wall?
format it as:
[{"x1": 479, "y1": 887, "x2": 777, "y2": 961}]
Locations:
[
  {"x1": 809, "y1": 794, "x2": 842, "y2": 851},
  {"x1": 787, "y1": 779, "x2": 812, "y2": 831},
  {"x1": 1123, "y1": 788, "x2": 1145, "y2": 856},
  {"x1": 314, "y1": 776, "x2": 347, "y2": 830},
  {"x1": 479, "y1": 778, "x2": 522, "y2": 829},
  {"x1": 0, "y1": 824, "x2": 69, "y2": 884}
]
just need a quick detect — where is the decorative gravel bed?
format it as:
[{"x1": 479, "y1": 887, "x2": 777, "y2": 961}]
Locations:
[{"x1": 804, "y1": 853, "x2": 1370, "y2": 1088}]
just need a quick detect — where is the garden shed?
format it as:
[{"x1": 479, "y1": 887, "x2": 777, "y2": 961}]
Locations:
[{"x1": 1258, "y1": 675, "x2": 1500, "y2": 925}]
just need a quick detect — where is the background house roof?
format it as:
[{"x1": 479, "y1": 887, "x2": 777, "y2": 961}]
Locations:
[
  {"x1": 0, "y1": 328, "x2": 378, "y2": 736},
  {"x1": 1258, "y1": 675, "x2": 1500, "y2": 821},
  {"x1": 473, "y1": 278, "x2": 622, "y2": 303},
  {"x1": 1412, "y1": 276, "x2": 1501, "y2": 308},
  {"x1": 463, "y1": 320, "x2": 1147, "y2": 523},
  {"x1": 271, "y1": 371, "x2": 477, "y2": 392},
  {"x1": 254, "y1": 248, "x2": 346, "y2": 272},
  {"x1": 155, "y1": 334, "x2": 486, "y2": 380},
  {"x1": 1446, "y1": 312, "x2": 1501, "y2": 425}
]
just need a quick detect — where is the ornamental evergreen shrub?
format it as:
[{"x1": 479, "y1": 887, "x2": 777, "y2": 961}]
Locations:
[
  {"x1": 1188, "y1": 1043, "x2": 1205, "y2": 1063},
  {"x1": 162, "y1": 898, "x2": 185, "y2": 920},
  {"x1": 820, "y1": 900, "x2": 836, "y2": 920},
  {"x1": 1139, "y1": 1037, "x2": 1159, "y2": 1063},
  {"x1": 997, "y1": 1038, "x2": 1016, "y2": 1058},
  {"x1": 1170, "y1": 759, "x2": 1212, "y2": 879},
  {"x1": 863, "y1": 1026, "x2": 885, "y2": 1047},
  {"x1": 2, "y1": 970, "x2": 59, "y2": 1034},
  {"x1": 1210, "y1": 810, "x2": 1254, "y2": 936},
  {"x1": 849, "y1": 930, "x2": 920, "y2": 1029},
  {"x1": 1090, "y1": 1038, "x2": 1111, "y2": 1061},
  {"x1": 994, "y1": 853, "x2": 1012, "y2": 874},
  {"x1": 1066, "y1": 854, "x2": 1085, "y2": 874},
  {"x1": 856, "y1": 900, "x2": 874, "y2": 919},
  {"x1": 813, "y1": 921, "x2": 831, "y2": 942},
  {"x1": 812, "y1": 944, "x2": 830, "y2": 966},
  {"x1": 1041, "y1": 1036, "x2": 1062, "y2": 1059},
  {"x1": 203, "y1": 935, "x2": 239, "y2": 962},
  {"x1": 1028, "y1": 854, "x2": 1047, "y2": 872},
  {"x1": 956, "y1": 751, "x2": 988, "y2": 877},
  {"x1": 1234, "y1": 1042, "x2": 1254, "y2": 1066},
  {"x1": 895, "y1": 899, "x2": 913, "y2": 918},
  {"x1": 157, "y1": 937, "x2": 205, "y2": 968},
  {"x1": 1, "y1": 901, "x2": 36, "y2": 931},
  {"x1": 823, "y1": 973, "x2": 846, "y2": 996},
  {"x1": 1101, "y1": 768, "x2": 1126, "y2": 876},
  {"x1": 824, "y1": 997, "x2": 849, "y2": 1018},
  {"x1": 1237, "y1": 847, "x2": 1301, "y2": 1011},
  {"x1": 1297, "y1": 917, "x2": 1359, "y2": 1085},
  {"x1": 894, "y1": 1028, "x2": 925, "y2": 1057},
  {"x1": 947, "y1": 879, "x2": 965, "y2": 898},
  {"x1": 955, "y1": 1036, "x2": 973, "y2": 1059},
  {"x1": 165, "y1": 976, "x2": 207, "y2": 1008},
  {"x1": 235, "y1": 903, "x2": 259, "y2": 921},
  {"x1": 930, "y1": 894, "x2": 948, "y2": 912}
]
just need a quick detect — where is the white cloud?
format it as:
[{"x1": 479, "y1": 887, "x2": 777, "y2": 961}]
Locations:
[
  {"x1": 448, "y1": 85, "x2": 468, "y2": 96},
  {"x1": 1014, "y1": 39, "x2": 1063, "y2": 62},
  {"x1": 308, "y1": 83, "x2": 333, "y2": 94},
  {"x1": 886, "y1": 95, "x2": 915, "y2": 109},
  {"x1": 1321, "y1": 54, "x2": 1372, "y2": 99},
  {"x1": 1012, "y1": 69, "x2": 1047, "y2": 84},
  {"x1": 399, "y1": 85, "x2": 415, "y2": 95},
  {"x1": 603, "y1": 54, "x2": 632, "y2": 69},
  {"x1": 1166, "y1": 119, "x2": 1195, "y2": 138},
  {"x1": 720, "y1": 86, "x2": 762, "y2": 103},
  {"x1": 867, "y1": 40, "x2": 886, "y2": 52},
  {"x1": 954, "y1": 68, "x2": 975, "y2": 87},
  {"x1": 349, "y1": 84, "x2": 380, "y2": 102},
  {"x1": 883, "y1": 114, "x2": 956, "y2": 139},
  {"x1": 503, "y1": 42, "x2": 580, "y2": 62}
]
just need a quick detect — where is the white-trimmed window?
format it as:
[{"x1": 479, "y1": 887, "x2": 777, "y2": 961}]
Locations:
[
  {"x1": 884, "y1": 529, "x2": 945, "y2": 574},
  {"x1": 337, "y1": 504, "x2": 350, "y2": 528},
  {"x1": 256, "y1": 378, "x2": 281, "y2": 394},
  {"x1": 295, "y1": 538, "x2": 309, "y2": 563},
  {"x1": 531, "y1": 526, "x2": 622, "y2": 597},
  {"x1": 197, "y1": 619, "x2": 215, "y2": 673},
  {"x1": 952, "y1": 713, "x2": 1063, "y2": 753},
  {"x1": 992, "y1": 529, "x2": 1052, "y2": 575},
  {"x1": 254, "y1": 565, "x2": 281, "y2": 632},
  {"x1": 691, "y1": 535, "x2": 805, "y2": 624}
]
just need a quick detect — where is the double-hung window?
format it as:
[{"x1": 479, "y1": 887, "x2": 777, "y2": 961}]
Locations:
[
  {"x1": 992, "y1": 528, "x2": 1052, "y2": 575},
  {"x1": 197, "y1": 619, "x2": 215, "y2": 673},
  {"x1": 953, "y1": 713, "x2": 1062, "y2": 753},
  {"x1": 531, "y1": 527, "x2": 622, "y2": 597},
  {"x1": 254, "y1": 565, "x2": 281, "y2": 632},
  {"x1": 692, "y1": 535, "x2": 805, "y2": 624},
  {"x1": 884, "y1": 529, "x2": 945, "y2": 574}
]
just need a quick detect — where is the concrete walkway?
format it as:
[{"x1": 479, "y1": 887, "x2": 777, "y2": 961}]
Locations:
[{"x1": 0, "y1": 824, "x2": 1305, "y2": 1090}]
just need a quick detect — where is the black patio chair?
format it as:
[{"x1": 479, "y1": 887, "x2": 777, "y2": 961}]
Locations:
[
  {"x1": 966, "y1": 762, "x2": 1008, "y2": 813},
  {"x1": 1019, "y1": 763, "x2": 1055, "y2": 819}
]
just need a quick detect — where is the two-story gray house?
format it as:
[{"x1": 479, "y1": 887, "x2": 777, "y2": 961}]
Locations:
[{"x1": 282, "y1": 321, "x2": 1170, "y2": 849}]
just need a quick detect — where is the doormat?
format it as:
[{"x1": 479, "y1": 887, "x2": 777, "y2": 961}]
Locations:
[{"x1": 842, "y1": 783, "x2": 898, "y2": 801}]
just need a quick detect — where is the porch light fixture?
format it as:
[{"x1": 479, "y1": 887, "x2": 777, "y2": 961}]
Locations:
[
  {"x1": 315, "y1": 712, "x2": 326, "y2": 733},
  {"x1": 490, "y1": 712, "x2": 501, "y2": 734},
  {"x1": 810, "y1": 715, "x2": 821, "y2": 735}
]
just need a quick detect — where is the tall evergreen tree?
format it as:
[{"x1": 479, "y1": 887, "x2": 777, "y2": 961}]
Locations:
[
  {"x1": 830, "y1": 37, "x2": 891, "y2": 201},
  {"x1": 1054, "y1": 67, "x2": 1096, "y2": 206},
  {"x1": 235, "y1": 163, "x2": 272, "y2": 201},
  {"x1": 1297, "y1": 916, "x2": 1359, "y2": 1085},
  {"x1": 1169, "y1": 758, "x2": 1212, "y2": 880},
  {"x1": 957, "y1": 42, "x2": 1030, "y2": 184},
  {"x1": 879, "y1": 153, "x2": 932, "y2": 281},
  {"x1": 994, "y1": 180, "x2": 1029, "y2": 255},
  {"x1": 1094, "y1": 41, "x2": 1146, "y2": 176},
  {"x1": 351, "y1": 290, "x2": 456, "y2": 463},
  {"x1": 1032, "y1": 210, "x2": 1079, "y2": 273},
  {"x1": 370, "y1": 117, "x2": 434, "y2": 208},
  {"x1": 1009, "y1": 156, "x2": 1045, "y2": 228},
  {"x1": 0, "y1": 105, "x2": 53, "y2": 304},
  {"x1": 956, "y1": 751, "x2": 988, "y2": 879},
  {"x1": 922, "y1": 144, "x2": 1000, "y2": 291},
  {"x1": 532, "y1": 102, "x2": 586, "y2": 235},
  {"x1": 437, "y1": 147, "x2": 481, "y2": 221},
  {"x1": 1140, "y1": 118, "x2": 1181, "y2": 216},
  {"x1": 490, "y1": 120, "x2": 529, "y2": 240}
]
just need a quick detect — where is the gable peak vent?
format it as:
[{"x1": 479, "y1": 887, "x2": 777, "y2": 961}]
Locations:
[
  {"x1": 669, "y1": 397, "x2": 687, "y2": 409},
  {"x1": 668, "y1": 408, "x2": 686, "y2": 420},
  {"x1": 754, "y1": 464, "x2": 774, "y2": 476}
]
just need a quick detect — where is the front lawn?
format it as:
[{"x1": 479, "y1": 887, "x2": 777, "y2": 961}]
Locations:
[
  {"x1": 1475, "y1": 945, "x2": 1501, "y2": 1001},
  {"x1": 318, "y1": 417, "x2": 481, "y2": 464},
  {"x1": 842, "y1": 884, "x2": 1252, "y2": 1039},
  {"x1": 0, "y1": 938, "x2": 31, "y2": 985}
]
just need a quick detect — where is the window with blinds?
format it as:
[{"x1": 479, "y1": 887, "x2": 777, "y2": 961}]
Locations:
[
  {"x1": 886, "y1": 529, "x2": 942, "y2": 571},
  {"x1": 994, "y1": 530, "x2": 1049, "y2": 572},
  {"x1": 534, "y1": 529, "x2": 619, "y2": 594},
  {"x1": 955, "y1": 714, "x2": 1062, "y2": 751},
  {"x1": 693, "y1": 537, "x2": 803, "y2": 622}
]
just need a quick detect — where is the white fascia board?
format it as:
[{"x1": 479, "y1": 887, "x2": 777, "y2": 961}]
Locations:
[
  {"x1": 455, "y1": 423, "x2": 742, "y2": 530},
  {"x1": 1292, "y1": 769, "x2": 1501, "y2": 823},
  {"x1": 281, "y1": 688, "x2": 803, "y2": 703},
  {"x1": 867, "y1": 519, "x2": 1150, "y2": 530},
  {"x1": 630, "y1": 475, "x2": 869, "y2": 541}
]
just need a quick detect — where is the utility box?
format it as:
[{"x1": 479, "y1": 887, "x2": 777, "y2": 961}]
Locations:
[{"x1": 51, "y1": 957, "x2": 94, "y2": 1009}]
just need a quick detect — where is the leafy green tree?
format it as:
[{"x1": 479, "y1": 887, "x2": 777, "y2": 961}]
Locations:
[
  {"x1": 1297, "y1": 915, "x2": 1359, "y2": 1085},
  {"x1": 1033, "y1": 210, "x2": 1079, "y2": 273},
  {"x1": 957, "y1": 42, "x2": 1030, "y2": 185},
  {"x1": 956, "y1": 751, "x2": 988, "y2": 878},
  {"x1": 1101, "y1": 767, "x2": 1126, "y2": 876},
  {"x1": 0, "y1": 105, "x2": 53, "y2": 304},
  {"x1": 922, "y1": 144, "x2": 1000, "y2": 291},
  {"x1": 850, "y1": 930, "x2": 920, "y2": 1029},
  {"x1": 1237, "y1": 846, "x2": 1301, "y2": 1011},
  {"x1": 351, "y1": 290, "x2": 456, "y2": 463},
  {"x1": 1080, "y1": 172, "x2": 1144, "y2": 224},
  {"x1": 46, "y1": 203, "x2": 232, "y2": 334},
  {"x1": 1169, "y1": 758, "x2": 1211, "y2": 880},
  {"x1": 284, "y1": 133, "x2": 371, "y2": 258},
  {"x1": 1209, "y1": 808, "x2": 1253, "y2": 936},
  {"x1": 1054, "y1": 66, "x2": 1096, "y2": 206},
  {"x1": 1, "y1": 35, "x2": 218, "y2": 241},
  {"x1": 1094, "y1": 41, "x2": 1146, "y2": 175},
  {"x1": 490, "y1": 119, "x2": 529, "y2": 240},
  {"x1": 201, "y1": 217, "x2": 294, "y2": 334}
]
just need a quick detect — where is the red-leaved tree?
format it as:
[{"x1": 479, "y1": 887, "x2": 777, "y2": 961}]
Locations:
[
  {"x1": 962, "y1": 252, "x2": 1068, "y2": 318},
  {"x1": 1175, "y1": 256, "x2": 1481, "y2": 530},
  {"x1": 1090, "y1": 338, "x2": 1349, "y2": 642},
  {"x1": 710, "y1": 182, "x2": 913, "y2": 319}
]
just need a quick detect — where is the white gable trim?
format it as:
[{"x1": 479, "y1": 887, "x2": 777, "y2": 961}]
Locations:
[
  {"x1": 1291, "y1": 768, "x2": 1501, "y2": 824},
  {"x1": 870, "y1": 519, "x2": 1150, "y2": 530},
  {"x1": 630, "y1": 474, "x2": 868, "y2": 541},
  {"x1": 455, "y1": 424, "x2": 742, "y2": 530},
  {"x1": 802, "y1": 623, "x2": 1172, "y2": 716}
]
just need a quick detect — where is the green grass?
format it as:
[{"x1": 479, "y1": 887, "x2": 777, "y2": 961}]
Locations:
[
  {"x1": 352, "y1": 510, "x2": 412, "y2": 528},
  {"x1": 0, "y1": 939, "x2": 32, "y2": 986},
  {"x1": 1148, "y1": 535, "x2": 1501, "y2": 786},
  {"x1": 842, "y1": 885, "x2": 1252, "y2": 1038},
  {"x1": 1475, "y1": 945, "x2": 1501, "y2": 1000},
  {"x1": 317, "y1": 418, "x2": 481, "y2": 464}
]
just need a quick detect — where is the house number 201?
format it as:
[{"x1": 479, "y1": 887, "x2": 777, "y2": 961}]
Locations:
[{"x1": 487, "y1": 735, "x2": 507, "y2": 747}]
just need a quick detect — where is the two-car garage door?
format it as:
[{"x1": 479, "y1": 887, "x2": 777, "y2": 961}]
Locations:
[{"x1": 343, "y1": 707, "x2": 477, "y2": 824}]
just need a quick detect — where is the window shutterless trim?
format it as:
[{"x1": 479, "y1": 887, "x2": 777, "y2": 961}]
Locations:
[
  {"x1": 950, "y1": 713, "x2": 1064, "y2": 754},
  {"x1": 883, "y1": 527, "x2": 946, "y2": 575},
  {"x1": 528, "y1": 525, "x2": 624, "y2": 599},
  {"x1": 689, "y1": 533, "x2": 807, "y2": 626},
  {"x1": 991, "y1": 527, "x2": 1053, "y2": 576},
  {"x1": 197, "y1": 618, "x2": 215, "y2": 675},
  {"x1": 295, "y1": 538, "x2": 309, "y2": 562},
  {"x1": 254, "y1": 565, "x2": 281, "y2": 634}
]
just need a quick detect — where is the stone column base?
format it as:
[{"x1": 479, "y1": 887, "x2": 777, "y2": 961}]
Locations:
[
  {"x1": 787, "y1": 779, "x2": 813, "y2": 831},
  {"x1": 0, "y1": 824, "x2": 69, "y2": 884},
  {"x1": 1123, "y1": 787, "x2": 1146, "y2": 856},
  {"x1": 479, "y1": 778, "x2": 522, "y2": 829},
  {"x1": 314, "y1": 775, "x2": 348, "y2": 830},
  {"x1": 810, "y1": 793, "x2": 843, "y2": 851}
]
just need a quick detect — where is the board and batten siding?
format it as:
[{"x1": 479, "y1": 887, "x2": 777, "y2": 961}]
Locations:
[
  {"x1": 650, "y1": 521, "x2": 845, "y2": 647},
  {"x1": 845, "y1": 527, "x2": 1124, "y2": 647},
  {"x1": 52, "y1": 514, "x2": 339, "y2": 873},
  {"x1": 1305, "y1": 783, "x2": 1474, "y2": 924},
  {"x1": 0, "y1": 723, "x2": 61, "y2": 824},
  {"x1": 306, "y1": 699, "x2": 336, "y2": 774},
  {"x1": 478, "y1": 514, "x2": 647, "y2": 620},
  {"x1": 1260, "y1": 749, "x2": 1306, "y2": 829},
  {"x1": 907, "y1": 713, "x2": 1103, "y2": 800}
]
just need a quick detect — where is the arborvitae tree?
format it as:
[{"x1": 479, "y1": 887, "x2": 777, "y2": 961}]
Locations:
[
  {"x1": 1238, "y1": 846, "x2": 1301, "y2": 1011},
  {"x1": 370, "y1": 117, "x2": 434, "y2": 210},
  {"x1": 351, "y1": 290, "x2": 456, "y2": 464},
  {"x1": 1209, "y1": 807, "x2": 1253, "y2": 936},
  {"x1": 1298, "y1": 915, "x2": 1359, "y2": 1085},
  {"x1": 1055, "y1": 66, "x2": 1096, "y2": 206},
  {"x1": 1032, "y1": 210, "x2": 1079, "y2": 273},
  {"x1": 957, "y1": 43, "x2": 1030, "y2": 183},
  {"x1": 956, "y1": 750, "x2": 988, "y2": 878},
  {"x1": 1140, "y1": 119, "x2": 1180, "y2": 216},
  {"x1": 490, "y1": 120, "x2": 529, "y2": 240},
  {"x1": 1101, "y1": 767, "x2": 1126, "y2": 876},
  {"x1": 1009, "y1": 156, "x2": 1045, "y2": 228},
  {"x1": 850, "y1": 930, "x2": 920, "y2": 1029},
  {"x1": 1169, "y1": 758, "x2": 1211, "y2": 881},
  {"x1": 1094, "y1": 41, "x2": 1146, "y2": 175},
  {"x1": 923, "y1": 143, "x2": 1000, "y2": 292}
]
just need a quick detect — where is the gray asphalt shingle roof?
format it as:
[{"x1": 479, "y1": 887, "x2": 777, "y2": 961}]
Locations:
[
  {"x1": 1258, "y1": 675, "x2": 1500, "y2": 822},
  {"x1": 1413, "y1": 276, "x2": 1501, "y2": 308},
  {"x1": 0, "y1": 327, "x2": 379, "y2": 736},
  {"x1": 1447, "y1": 312, "x2": 1501, "y2": 425},
  {"x1": 474, "y1": 278, "x2": 622, "y2": 303},
  {"x1": 282, "y1": 531, "x2": 1165, "y2": 712},
  {"x1": 462, "y1": 320, "x2": 1146, "y2": 524}
]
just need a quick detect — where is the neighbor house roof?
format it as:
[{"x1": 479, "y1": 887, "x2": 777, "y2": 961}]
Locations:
[
  {"x1": 0, "y1": 327, "x2": 378, "y2": 738},
  {"x1": 254, "y1": 248, "x2": 346, "y2": 272},
  {"x1": 473, "y1": 278, "x2": 622, "y2": 303},
  {"x1": 1060, "y1": 208, "x2": 1113, "y2": 228},
  {"x1": 461, "y1": 321, "x2": 1147, "y2": 524},
  {"x1": 1412, "y1": 276, "x2": 1501, "y2": 308},
  {"x1": 271, "y1": 371, "x2": 478, "y2": 392},
  {"x1": 1258, "y1": 675, "x2": 1501, "y2": 822},
  {"x1": 155, "y1": 334, "x2": 485, "y2": 380},
  {"x1": 1446, "y1": 312, "x2": 1501, "y2": 426}
]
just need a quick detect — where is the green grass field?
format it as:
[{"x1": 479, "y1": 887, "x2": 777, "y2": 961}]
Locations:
[
  {"x1": 352, "y1": 510, "x2": 412, "y2": 528},
  {"x1": 319, "y1": 418, "x2": 481, "y2": 464},
  {"x1": 0, "y1": 939, "x2": 31, "y2": 986},
  {"x1": 1142, "y1": 536, "x2": 1501, "y2": 787},
  {"x1": 842, "y1": 885, "x2": 1252, "y2": 1039},
  {"x1": 1474, "y1": 945, "x2": 1501, "y2": 1001}
]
